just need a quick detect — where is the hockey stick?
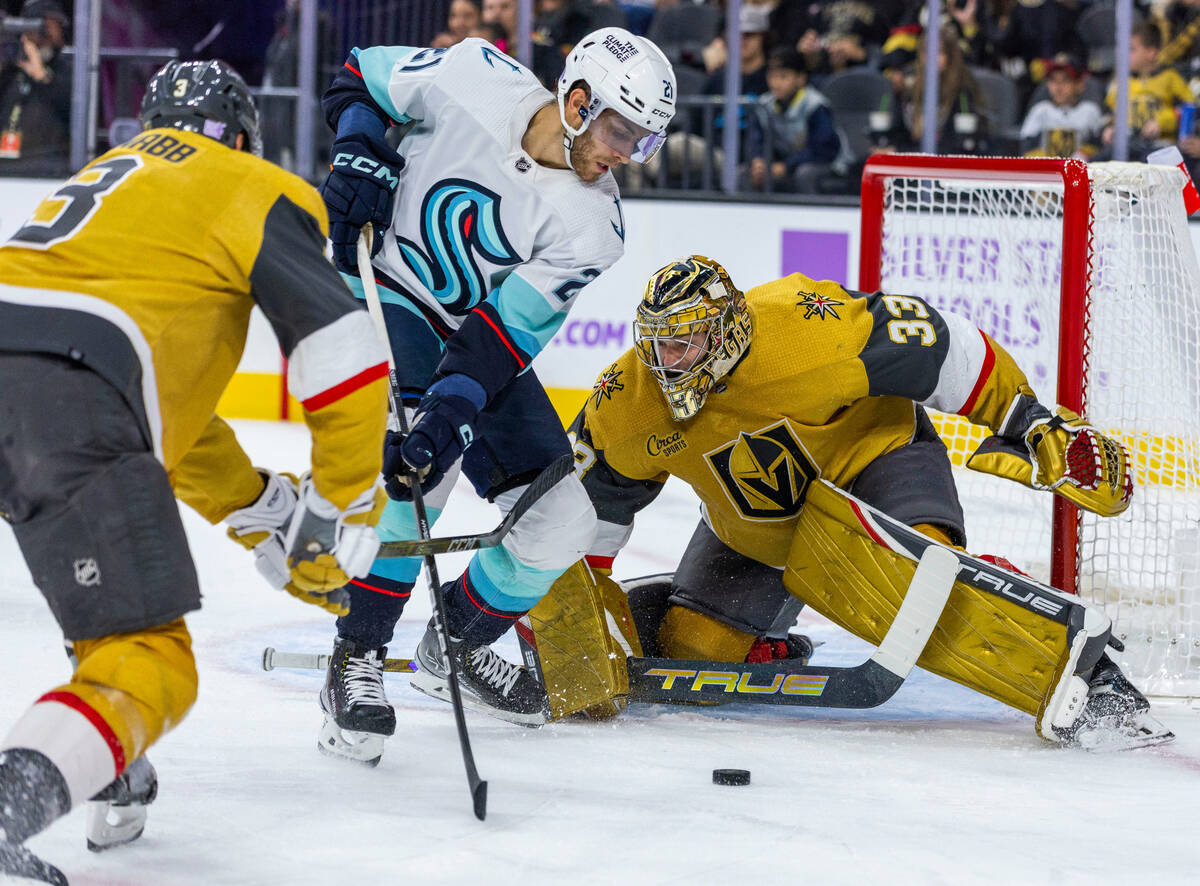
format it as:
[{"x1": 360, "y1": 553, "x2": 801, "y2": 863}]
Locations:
[
  {"x1": 263, "y1": 647, "x2": 416, "y2": 673},
  {"x1": 375, "y1": 452, "x2": 574, "y2": 558},
  {"x1": 621, "y1": 544, "x2": 958, "y2": 708},
  {"x1": 357, "y1": 229, "x2": 488, "y2": 821},
  {"x1": 265, "y1": 545, "x2": 957, "y2": 709}
]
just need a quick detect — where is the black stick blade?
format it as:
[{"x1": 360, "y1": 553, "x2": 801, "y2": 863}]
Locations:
[{"x1": 473, "y1": 780, "x2": 488, "y2": 821}]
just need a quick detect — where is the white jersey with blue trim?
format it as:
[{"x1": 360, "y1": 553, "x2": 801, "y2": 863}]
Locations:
[{"x1": 352, "y1": 39, "x2": 625, "y2": 358}]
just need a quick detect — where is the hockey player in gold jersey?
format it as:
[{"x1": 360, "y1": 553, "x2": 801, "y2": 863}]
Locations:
[
  {"x1": 528, "y1": 254, "x2": 1172, "y2": 750},
  {"x1": 0, "y1": 60, "x2": 389, "y2": 884}
]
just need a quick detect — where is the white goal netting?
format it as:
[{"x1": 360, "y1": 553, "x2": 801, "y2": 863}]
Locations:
[{"x1": 873, "y1": 160, "x2": 1200, "y2": 697}]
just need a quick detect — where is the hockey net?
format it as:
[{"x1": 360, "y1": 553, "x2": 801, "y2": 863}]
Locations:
[{"x1": 860, "y1": 155, "x2": 1200, "y2": 697}]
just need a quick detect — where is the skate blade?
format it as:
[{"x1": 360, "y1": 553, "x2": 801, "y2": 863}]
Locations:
[
  {"x1": 316, "y1": 716, "x2": 385, "y2": 766},
  {"x1": 86, "y1": 800, "x2": 148, "y2": 852},
  {"x1": 1076, "y1": 712, "x2": 1176, "y2": 752},
  {"x1": 408, "y1": 672, "x2": 549, "y2": 728}
]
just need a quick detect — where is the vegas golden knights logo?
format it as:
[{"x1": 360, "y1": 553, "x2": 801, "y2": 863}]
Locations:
[{"x1": 705, "y1": 419, "x2": 819, "y2": 520}]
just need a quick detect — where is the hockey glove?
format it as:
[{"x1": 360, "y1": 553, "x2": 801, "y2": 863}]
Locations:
[
  {"x1": 967, "y1": 406, "x2": 1134, "y2": 517},
  {"x1": 224, "y1": 469, "x2": 370, "y2": 616},
  {"x1": 284, "y1": 473, "x2": 387, "y2": 596},
  {"x1": 319, "y1": 132, "x2": 405, "y2": 272},
  {"x1": 391, "y1": 375, "x2": 484, "y2": 497},
  {"x1": 224, "y1": 468, "x2": 301, "y2": 589}
]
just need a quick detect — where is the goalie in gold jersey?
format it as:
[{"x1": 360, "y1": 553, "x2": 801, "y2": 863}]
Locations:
[
  {"x1": 0, "y1": 61, "x2": 390, "y2": 884},
  {"x1": 528, "y1": 254, "x2": 1172, "y2": 750}
]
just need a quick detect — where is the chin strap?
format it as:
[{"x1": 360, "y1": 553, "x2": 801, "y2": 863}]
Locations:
[{"x1": 558, "y1": 99, "x2": 590, "y2": 168}]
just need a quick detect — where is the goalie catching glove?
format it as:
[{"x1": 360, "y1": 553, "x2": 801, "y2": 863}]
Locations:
[
  {"x1": 967, "y1": 405, "x2": 1134, "y2": 517},
  {"x1": 224, "y1": 469, "x2": 386, "y2": 615}
]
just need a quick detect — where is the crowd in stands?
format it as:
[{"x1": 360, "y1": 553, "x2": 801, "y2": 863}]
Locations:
[
  {"x1": 0, "y1": 0, "x2": 71, "y2": 177},
  {"x1": 430, "y1": 0, "x2": 1200, "y2": 194}
]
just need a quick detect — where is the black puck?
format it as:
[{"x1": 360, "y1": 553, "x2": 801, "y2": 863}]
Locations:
[{"x1": 712, "y1": 768, "x2": 751, "y2": 786}]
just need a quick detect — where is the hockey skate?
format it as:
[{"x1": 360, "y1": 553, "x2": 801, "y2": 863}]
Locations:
[
  {"x1": 317, "y1": 638, "x2": 396, "y2": 767},
  {"x1": 86, "y1": 755, "x2": 157, "y2": 852},
  {"x1": 410, "y1": 620, "x2": 550, "y2": 727},
  {"x1": 1053, "y1": 653, "x2": 1175, "y2": 751}
]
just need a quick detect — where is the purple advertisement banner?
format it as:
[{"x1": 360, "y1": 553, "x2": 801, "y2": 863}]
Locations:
[{"x1": 781, "y1": 230, "x2": 850, "y2": 285}]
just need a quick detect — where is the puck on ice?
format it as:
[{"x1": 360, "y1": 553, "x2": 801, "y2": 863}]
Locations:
[{"x1": 712, "y1": 768, "x2": 751, "y2": 786}]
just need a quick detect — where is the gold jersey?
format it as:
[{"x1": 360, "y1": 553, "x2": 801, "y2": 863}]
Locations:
[
  {"x1": 0, "y1": 128, "x2": 388, "y2": 516},
  {"x1": 573, "y1": 273, "x2": 1038, "y2": 568}
]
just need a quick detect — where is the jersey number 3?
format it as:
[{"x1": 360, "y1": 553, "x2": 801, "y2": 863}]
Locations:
[{"x1": 9, "y1": 155, "x2": 143, "y2": 249}]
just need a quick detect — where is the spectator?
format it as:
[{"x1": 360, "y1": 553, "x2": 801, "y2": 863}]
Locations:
[
  {"x1": 907, "y1": 24, "x2": 990, "y2": 154},
  {"x1": 994, "y1": 0, "x2": 1083, "y2": 105},
  {"x1": 481, "y1": 0, "x2": 517, "y2": 53},
  {"x1": 448, "y1": 0, "x2": 483, "y2": 44},
  {"x1": 0, "y1": 0, "x2": 70, "y2": 177},
  {"x1": 703, "y1": 4, "x2": 770, "y2": 95},
  {"x1": 945, "y1": 0, "x2": 997, "y2": 68},
  {"x1": 1156, "y1": 0, "x2": 1200, "y2": 77},
  {"x1": 531, "y1": 0, "x2": 595, "y2": 88},
  {"x1": 796, "y1": 0, "x2": 907, "y2": 78},
  {"x1": 469, "y1": 21, "x2": 510, "y2": 47},
  {"x1": 745, "y1": 47, "x2": 850, "y2": 193},
  {"x1": 1102, "y1": 20, "x2": 1195, "y2": 158},
  {"x1": 1019, "y1": 53, "x2": 1102, "y2": 157}
]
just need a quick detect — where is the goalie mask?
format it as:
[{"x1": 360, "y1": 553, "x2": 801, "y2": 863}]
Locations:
[{"x1": 634, "y1": 255, "x2": 752, "y2": 422}]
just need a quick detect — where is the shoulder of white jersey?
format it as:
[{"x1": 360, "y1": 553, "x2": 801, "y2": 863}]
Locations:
[
  {"x1": 352, "y1": 39, "x2": 541, "y2": 122},
  {"x1": 540, "y1": 173, "x2": 626, "y2": 272}
]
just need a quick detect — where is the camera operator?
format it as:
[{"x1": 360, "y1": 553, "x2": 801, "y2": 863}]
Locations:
[{"x1": 0, "y1": 0, "x2": 70, "y2": 177}]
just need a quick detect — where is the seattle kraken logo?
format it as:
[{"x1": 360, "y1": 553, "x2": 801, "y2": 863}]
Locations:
[{"x1": 397, "y1": 179, "x2": 523, "y2": 315}]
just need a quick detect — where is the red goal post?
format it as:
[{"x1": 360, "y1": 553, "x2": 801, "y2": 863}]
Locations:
[{"x1": 859, "y1": 155, "x2": 1091, "y2": 596}]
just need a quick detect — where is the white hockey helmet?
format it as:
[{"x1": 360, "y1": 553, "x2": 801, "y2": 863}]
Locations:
[{"x1": 557, "y1": 27, "x2": 676, "y2": 166}]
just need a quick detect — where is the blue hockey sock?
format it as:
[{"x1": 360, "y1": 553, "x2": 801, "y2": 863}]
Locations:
[{"x1": 335, "y1": 573, "x2": 415, "y2": 649}]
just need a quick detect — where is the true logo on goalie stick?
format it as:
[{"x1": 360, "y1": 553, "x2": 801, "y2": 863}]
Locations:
[
  {"x1": 706, "y1": 419, "x2": 819, "y2": 520},
  {"x1": 590, "y1": 363, "x2": 625, "y2": 409},
  {"x1": 644, "y1": 667, "x2": 828, "y2": 696},
  {"x1": 795, "y1": 290, "x2": 843, "y2": 320}
]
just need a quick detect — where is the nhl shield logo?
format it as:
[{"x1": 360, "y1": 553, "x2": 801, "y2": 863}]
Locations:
[
  {"x1": 73, "y1": 558, "x2": 101, "y2": 587},
  {"x1": 706, "y1": 419, "x2": 819, "y2": 520}
]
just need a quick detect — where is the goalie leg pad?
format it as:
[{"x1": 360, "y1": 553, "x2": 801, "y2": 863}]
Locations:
[
  {"x1": 525, "y1": 561, "x2": 643, "y2": 721},
  {"x1": 783, "y1": 480, "x2": 1093, "y2": 717}
]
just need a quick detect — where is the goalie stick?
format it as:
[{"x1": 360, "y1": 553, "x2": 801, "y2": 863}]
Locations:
[
  {"x1": 357, "y1": 229, "x2": 487, "y2": 822},
  {"x1": 264, "y1": 536, "x2": 959, "y2": 709}
]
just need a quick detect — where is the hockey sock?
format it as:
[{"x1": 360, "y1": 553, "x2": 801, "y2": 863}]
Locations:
[
  {"x1": 336, "y1": 573, "x2": 415, "y2": 649},
  {"x1": 441, "y1": 564, "x2": 528, "y2": 645},
  {"x1": 0, "y1": 748, "x2": 70, "y2": 843}
]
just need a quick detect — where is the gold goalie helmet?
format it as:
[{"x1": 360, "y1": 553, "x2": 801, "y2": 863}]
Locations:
[{"x1": 633, "y1": 255, "x2": 752, "y2": 421}]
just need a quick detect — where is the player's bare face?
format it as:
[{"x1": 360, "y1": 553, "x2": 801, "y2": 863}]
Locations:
[{"x1": 571, "y1": 110, "x2": 654, "y2": 181}]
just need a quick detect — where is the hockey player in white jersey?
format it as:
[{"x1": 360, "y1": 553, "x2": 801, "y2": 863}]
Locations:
[{"x1": 315, "y1": 29, "x2": 675, "y2": 762}]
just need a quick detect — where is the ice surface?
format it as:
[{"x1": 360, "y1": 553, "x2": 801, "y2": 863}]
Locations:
[{"x1": 0, "y1": 420, "x2": 1196, "y2": 885}]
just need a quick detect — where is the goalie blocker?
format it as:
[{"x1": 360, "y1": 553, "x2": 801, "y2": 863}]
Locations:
[{"x1": 524, "y1": 479, "x2": 1169, "y2": 747}]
